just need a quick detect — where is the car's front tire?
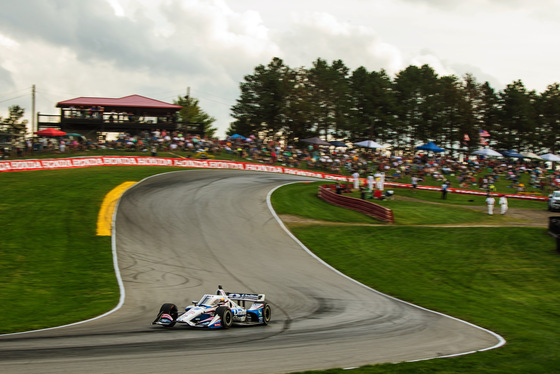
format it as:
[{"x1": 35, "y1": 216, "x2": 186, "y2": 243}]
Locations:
[
  {"x1": 216, "y1": 306, "x2": 233, "y2": 329},
  {"x1": 156, "y1": 303, "x2": 178, "y2": 327}
]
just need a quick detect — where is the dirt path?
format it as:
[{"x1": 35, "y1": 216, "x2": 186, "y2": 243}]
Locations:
[{"x1": 280, "y1": 196, "x2": 557, "y2": 228}]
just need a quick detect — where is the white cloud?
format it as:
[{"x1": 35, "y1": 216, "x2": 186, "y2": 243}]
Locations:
[{"x1": 1, "y1": 0, "x2": 560, "y2": 136}]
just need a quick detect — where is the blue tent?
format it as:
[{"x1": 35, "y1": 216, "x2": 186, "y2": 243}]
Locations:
[
  {"x1": 329, "y1": 140, "x2": 348, "y2": 147},
  {"x1": 500, "y1": 149, "x2": 524, "y2": 158},
  {"x1": 416, "y1": 142, "x2": 445, "y2": 152}
]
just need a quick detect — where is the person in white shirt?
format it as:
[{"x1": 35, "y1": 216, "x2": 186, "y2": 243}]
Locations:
[
  {"x1": 499, "y1": 195, "x2": 508, "y2": 215},
  {"x1": 411, "y1": 176, "x2": 418, "y2": 190},
  {"x1": 486, "y1": 194, "x2": 496, "y2": 215},
  {"x1": 367, "y1": 174, "x2": 374, "y2": 192},
  {"x1": 352, "y1": 171, "x2": 360, "y2": 190}
]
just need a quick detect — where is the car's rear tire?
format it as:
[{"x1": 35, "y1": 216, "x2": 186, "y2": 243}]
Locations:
[
  {"x1": 158, "y1": 303, "x2": 178, "y2": 327},
  {"x1": 216, "y1": 306, "x2": 233, "y2": 329},
  {"x1": 262, "y1": 303, "x2": 271, "y2": 325}
]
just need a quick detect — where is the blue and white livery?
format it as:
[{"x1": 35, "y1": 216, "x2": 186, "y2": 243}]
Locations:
[{"x1": 152, "y1": 285, "x2": 271, "y2": 329}]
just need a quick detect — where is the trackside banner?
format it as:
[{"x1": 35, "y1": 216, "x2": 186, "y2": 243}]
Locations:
[
  {"x1": 0, "y1": 156, "x2": 350, "y2": 182},
  {"x1": 0, "y1": 156, "x2": 547, "y2": 201}
]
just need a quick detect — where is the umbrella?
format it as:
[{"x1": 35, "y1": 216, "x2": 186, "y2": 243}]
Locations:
[
  {"x1": 540, "y1": 153, "x2": 560, "y2": 161},
  {"x1": 36, "y1": 128, "x2": 66, "y2": 136},
  {"x1": 520, "y1": 151, "x2": 540, "y2": 159},
  {"x1": 500, "y1": 149, "x2": 524, "y2": 158},
  {"x1": 64, "y1": 133, "x2": 83, "y2": 137},
  {"x1": 229, "y1": 134, "x2": 246, "y2": 140},
  {"x1": 328, "y1": 140, "x2": 348, "y2": 147},
  {"x1": 354, "y1": 140, "x2": 383, "y2": 149},
  {"x1": 473, "y1": 148, "x2": 502, "y2": 157},
  {"x1": 416, "y1": 141, "x2": 444, "y2": 152},
  {"x1": 300, "y1": 137, "x2": 331, "y2": 146}
]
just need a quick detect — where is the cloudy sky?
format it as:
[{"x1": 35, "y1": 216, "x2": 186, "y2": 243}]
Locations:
[{"x1": 1, "y1": 0, "x2": 559, "y2": 138}]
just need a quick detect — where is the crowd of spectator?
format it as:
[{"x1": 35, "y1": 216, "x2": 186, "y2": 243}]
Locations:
[
  {"x1": 220, "y1": 135, "x2": 560, "y2": 195},
  {"x1": 3, "y1": 129, "x2": 560, "y2": 195}
]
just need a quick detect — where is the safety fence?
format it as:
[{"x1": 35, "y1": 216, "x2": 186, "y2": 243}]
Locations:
[{"x1": 318, "y1": 185, "x2": 394, "y2": 223}]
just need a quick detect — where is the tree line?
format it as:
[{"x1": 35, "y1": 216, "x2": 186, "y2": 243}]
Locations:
[{"x1": 228, "y1": 57, "x2": 560, "y2": 154}]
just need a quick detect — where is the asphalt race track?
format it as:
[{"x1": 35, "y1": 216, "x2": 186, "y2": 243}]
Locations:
[{"x1": 0, "y1": 170, "x2": 503, "y2": 374}]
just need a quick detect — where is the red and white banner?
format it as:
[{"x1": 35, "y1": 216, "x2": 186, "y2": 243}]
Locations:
[{"x1": 0, "y1": 156, "x2": 350, "y2": 181}]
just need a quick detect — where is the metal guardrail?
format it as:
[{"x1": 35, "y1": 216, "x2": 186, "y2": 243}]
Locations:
[{"x1": 318, "y1": 185, "x2": 394, "y2": 223}]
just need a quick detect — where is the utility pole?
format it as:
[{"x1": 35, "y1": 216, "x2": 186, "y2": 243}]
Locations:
[
  {"x1": 31, "y1": 84, "x2": 36, "y2": 134},
  {"x1": 185, "y1": 86, "x2": 190, "y2": 127}
]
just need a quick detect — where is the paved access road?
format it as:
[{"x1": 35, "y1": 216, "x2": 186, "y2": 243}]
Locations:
[{"x1": 0, "y1": 170, "x2": 502, "y2": 374}]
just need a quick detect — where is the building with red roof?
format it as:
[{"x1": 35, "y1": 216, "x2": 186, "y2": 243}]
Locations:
[{"x1": 37, "y1": 94, "x2": 203, "y2": 138}]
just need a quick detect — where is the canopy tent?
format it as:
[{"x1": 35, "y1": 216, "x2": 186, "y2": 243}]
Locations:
[
  {"x1": 416, "y1": 141, "x2": 444, "y2": 152},
  {"x1": 300, "y1": 137, "x2": 331, "y2": 146},
  {"x1": 35, "y1": 128, "x2": 66, "y2": 136},
  {"x1": 328, "y1": 140, "x2": 348, "y2": 147},
  {"x1": 520, "y1": 151, "x2": 541, "y2": 159},
  {"x1": 472, "y1": 148, "x2": 502, "y2": 157},
  {"x1": 354, "y1": 140, "x2": 383, "y2": 149},
  {"x1": 540, "y1": 153, "x2": 560, "y2": 161},
  {"x1": 500, "y1": 149, "x2": 524, "y2": 158}
]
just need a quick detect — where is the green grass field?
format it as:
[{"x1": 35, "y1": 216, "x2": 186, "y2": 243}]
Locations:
[{"x1": 1, "y1": 166, "x2": 559, "y2": 373}]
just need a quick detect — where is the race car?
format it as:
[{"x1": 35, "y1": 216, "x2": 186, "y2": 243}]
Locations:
[{"x1": 152, "y1": 285, "x2": 271, "y2": 329}]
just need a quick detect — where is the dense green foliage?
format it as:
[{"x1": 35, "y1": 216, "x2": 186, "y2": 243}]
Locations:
[
  {"x1": 173, "y1": 93, "x2": 218, "y2": 138},
  {"x1": 229, "y1": 58, "x2": 560, "y2": 154},
  {"x1": 0, "y1": 105, "x2": 27, "y2": 139}
]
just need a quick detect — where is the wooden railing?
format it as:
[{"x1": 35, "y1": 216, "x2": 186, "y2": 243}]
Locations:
[{"x1": 318, "y1": 185, "x2": 394, "y2": 223}]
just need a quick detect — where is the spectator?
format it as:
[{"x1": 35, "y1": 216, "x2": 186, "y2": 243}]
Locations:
[
  {"x1": 499, "y1": 195, "x2": 508, "y2": 215},
  {"x1": 486, "y1": 194, "x2": 496, "y2": 215}
]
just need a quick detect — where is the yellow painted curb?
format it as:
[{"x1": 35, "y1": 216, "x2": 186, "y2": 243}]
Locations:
[{"x1": 97, "y1": 181, "x2": 137, "y2": 236}]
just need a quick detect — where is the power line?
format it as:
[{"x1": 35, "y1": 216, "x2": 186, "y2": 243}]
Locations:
[
  {"x1": 0, "y1": 93, "x2": 29, "y2": 104},
  {"x1": 0, "y1": 87, "x2": 32, "y2": 99}
]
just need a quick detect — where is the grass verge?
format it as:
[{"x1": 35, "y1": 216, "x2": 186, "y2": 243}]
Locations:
[
  {"x1": 1, "y1": 168, "x2": 559, "y2": 374},
  {"x1": 0, "y1": 166, "x2": 187, "y2": 333},
  {"x1": 275, "y1": 183, "x2": 560, "y2": 374}
]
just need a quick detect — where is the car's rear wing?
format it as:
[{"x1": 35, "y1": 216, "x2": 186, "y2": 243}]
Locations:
[{"x1": 226, "y1": 292, "x2": 265, "y2": 302}]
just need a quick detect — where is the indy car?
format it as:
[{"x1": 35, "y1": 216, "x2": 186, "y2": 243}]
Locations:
[{"x1": 152, "y1": 285, "x2": 271, "y2": 329}]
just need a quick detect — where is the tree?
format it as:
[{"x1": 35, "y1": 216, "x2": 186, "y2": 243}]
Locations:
[
  {"x1": 392, "y1": 65, "x2": 440, "y2": 149},
  {"x1": 229, "y1": 58, "x2": 560, "y2": 154},
  {"x1": 478, "y1": 82, "x2": 500, "y2": 148},
  {"x1": 348, "y1": 67, "x2": 395, "y2": 142},
  {"x1": 306, "y1": 59, "x2": 352, "y2": 139},
  {"x1": 459, "y1": 74, "x2": 485, "y2": 151},
  {"x1": 494, "y1": 80, "x2": 537, "y2": 151},
  {"x1": 433, "y1": 75, "x2": 468, "y2": 150},
  {"x1": 230, "y1": 57, "x2": 294, "y2": 140},
  {"x1": 1, "y1": 105, "x2": 28, "y2": 135},
  {"x1": 281, "y1": 67, "x2": 317, "y2": 142},
  {"x1": 536, "y1": 83, "x2": 560, "y2": 153},
  {"x1": 174, "y1": 95, "x2": 217, "y2": 138}
]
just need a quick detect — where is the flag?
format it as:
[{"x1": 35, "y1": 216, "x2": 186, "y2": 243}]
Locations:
[{"x1": 480, "y1": 129, "x2": 490, "y2": 137}]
